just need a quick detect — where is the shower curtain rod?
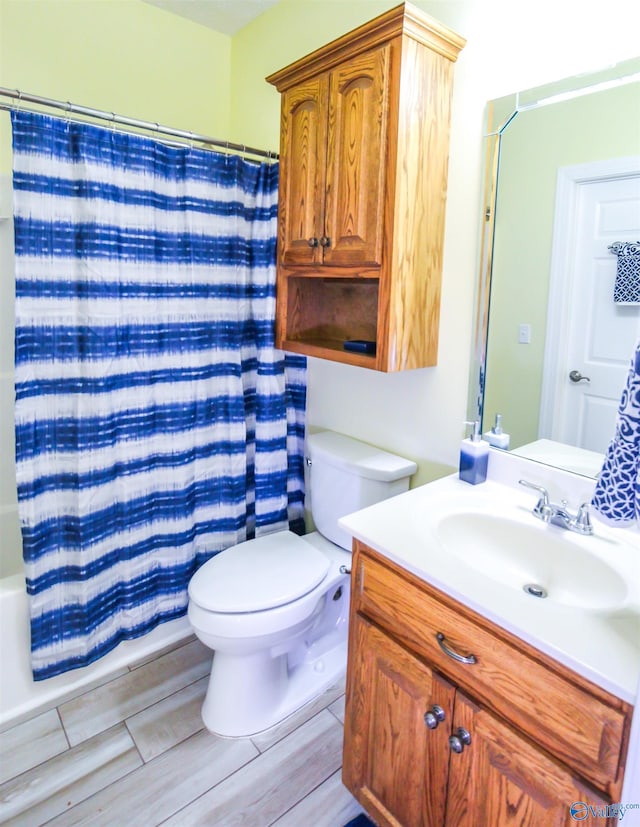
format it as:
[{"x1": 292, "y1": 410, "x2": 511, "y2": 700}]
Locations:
[{"x1": 0, "y1": 87, "x2": 278, "y2": 161}]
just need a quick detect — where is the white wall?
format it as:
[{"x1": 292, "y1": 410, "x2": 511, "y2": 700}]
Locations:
[{"x1": 290, "y1": 0, "x2": 640, "y2": 484}]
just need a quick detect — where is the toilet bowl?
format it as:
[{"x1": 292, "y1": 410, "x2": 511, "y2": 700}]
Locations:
[{"x1": 188, "y1": 430, "x2": 417, "y2": 738}]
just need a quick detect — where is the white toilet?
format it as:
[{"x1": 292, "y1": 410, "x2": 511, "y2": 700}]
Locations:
[{"x1": 187, "y1": 430, "x2": 417, "y2": 737}]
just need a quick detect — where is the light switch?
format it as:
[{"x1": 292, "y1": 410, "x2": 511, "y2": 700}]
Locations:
[{"x1": 518, "y1": 324, "x2": 531, "y2": 344}]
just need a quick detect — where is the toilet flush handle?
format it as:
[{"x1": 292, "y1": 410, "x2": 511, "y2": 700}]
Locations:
[{"x1": 339, "y1": 565, "x2": 351, "y2": 575}]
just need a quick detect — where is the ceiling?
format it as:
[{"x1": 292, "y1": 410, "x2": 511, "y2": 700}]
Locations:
[{"x1": 142, "y1": 0, "x2": 280, "y2": 36}]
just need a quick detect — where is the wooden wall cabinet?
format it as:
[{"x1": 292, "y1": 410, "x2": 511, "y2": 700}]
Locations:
[
  {"x1": 267, "y1": 3, "x2": 465, "y2": 371},
  {"x1": 343, "y1": 542, "x2": 632, "y2": 827}
]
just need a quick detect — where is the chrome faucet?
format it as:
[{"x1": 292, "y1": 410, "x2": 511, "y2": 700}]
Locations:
[{"x1": 518, "y1": 480, "x2": 594, "y2": 535}]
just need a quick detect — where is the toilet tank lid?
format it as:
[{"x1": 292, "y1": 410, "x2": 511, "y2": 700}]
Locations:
[{"x1": 308, "y1": 431, "x2": 417, "y2": 482}]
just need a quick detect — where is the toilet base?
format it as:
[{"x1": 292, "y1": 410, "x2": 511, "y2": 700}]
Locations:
[{"x1": 201, "y1": 636, "x2": 348, "y2": 738}]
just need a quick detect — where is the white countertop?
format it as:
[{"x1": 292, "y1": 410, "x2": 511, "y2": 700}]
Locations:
[
  {"x1": 511, "y1": 438, "x2": 604, "y2": 479},
  {"x1": 339, "y1": 451, "x2": 640, "y2": 704}
]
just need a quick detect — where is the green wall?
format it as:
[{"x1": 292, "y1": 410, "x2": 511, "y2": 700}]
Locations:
[
  {"x1": 0, "y1": 0, "x2": 232, "y2": 173},
  {"x1": 229, "y1": 0, "x2": 392, "y2": 151},
  {"x1": 2, "y1": 0, "x2": 639, "y2": 490},
  {"x1": 483, "y1": 81, "x2": 640, "y2": 449},
  {"x1": 0, "y1": 0, "x2": 233, "y2": 577}
]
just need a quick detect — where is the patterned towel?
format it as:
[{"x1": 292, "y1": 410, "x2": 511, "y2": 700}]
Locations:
[
  {"x1": 609, "y1": 241, "x2": 640, "y2": 305},
  {"x1": 592, "y1": 342, "x2": 640, "y2": 523}
]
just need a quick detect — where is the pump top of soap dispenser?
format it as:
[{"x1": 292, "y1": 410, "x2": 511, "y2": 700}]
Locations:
[
  {"x1": 463, "y1": 420, "x2": 482, "y2": 441},
  {"x1": 483, "y1": 413, "x2": 510, "y2": 449}
]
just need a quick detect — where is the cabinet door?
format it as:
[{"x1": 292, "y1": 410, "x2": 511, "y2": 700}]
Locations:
[
  {"x1": 323, "y1": 44, "x2": 390, "y2": 268},
  {"x1": 344, "y1": 614, "x2": 455, "y2": 827},
  {"x1": 278, "y1": 75, "x2": 329, "y2": 266},
  {"x1": 446, "y1": 692, "x2": 615, "y2": 827}
]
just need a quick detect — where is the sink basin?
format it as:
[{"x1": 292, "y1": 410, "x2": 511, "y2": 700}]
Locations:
[{"x1": 436, "y1": 512, "x2": 628, "y2": 611}]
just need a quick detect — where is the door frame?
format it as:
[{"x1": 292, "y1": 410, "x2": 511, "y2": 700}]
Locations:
[{"x1": 539, "y1": 155, "x2": 640, "y2": 441}]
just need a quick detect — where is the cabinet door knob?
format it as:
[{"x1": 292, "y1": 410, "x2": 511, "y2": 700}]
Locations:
[
  {"x1": 307, "y1": 237, "x2": 319, "y2": 247},
  {"x1": 319, "y1": 235, "x2": 331, "y2": 247},
  {"x1": 436, "y1": 632, "x2": 477, "y2": 665},
  {"x1": 449, "y1": 728, "x2": 472, "y2": 753},
  {"x1": 424, "y1": 704, "x2": 446, "y2": 730}
]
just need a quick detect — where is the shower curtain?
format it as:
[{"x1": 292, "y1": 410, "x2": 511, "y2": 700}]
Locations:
[{"x1": 11, "y1": 110, "x2": 306, "y2": 680}]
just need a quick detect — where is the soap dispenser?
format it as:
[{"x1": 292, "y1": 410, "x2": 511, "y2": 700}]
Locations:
[
  {"x1": 459, "y1": 420, "x2": 489, "y2": 485},
  {"x1": 483, "y1": 413, "x2": 510, "y2": 450}
]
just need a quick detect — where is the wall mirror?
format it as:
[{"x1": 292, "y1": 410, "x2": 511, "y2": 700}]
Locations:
[{"x1": 468, "y1": 57, "x2": 640, "y2": 478}]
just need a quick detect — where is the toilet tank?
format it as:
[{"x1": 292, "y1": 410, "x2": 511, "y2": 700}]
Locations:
[{"x1": 307, "y1": 431, "x2": 417, "y2": 551}]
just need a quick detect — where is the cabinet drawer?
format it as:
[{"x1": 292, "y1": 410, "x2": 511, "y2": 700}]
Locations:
[{"x1": 354, "y1": 544, "x2": 631, "y2": 798}]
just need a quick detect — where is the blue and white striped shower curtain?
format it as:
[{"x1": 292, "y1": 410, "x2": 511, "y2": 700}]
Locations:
[{"x1": 11, "y1": 111, "x2": 306, "y2": 680}]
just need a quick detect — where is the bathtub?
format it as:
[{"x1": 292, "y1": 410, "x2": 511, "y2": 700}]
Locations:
[{"x1": 0, "y1": 570, "x2": 193, "y2": 731}]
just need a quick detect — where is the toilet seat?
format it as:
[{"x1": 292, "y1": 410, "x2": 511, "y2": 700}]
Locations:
[{"x1": 189, "y1": 531, "x2": 331, "y2": 613}]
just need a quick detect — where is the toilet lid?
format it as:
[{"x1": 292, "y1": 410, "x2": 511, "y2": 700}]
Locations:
[{"x1": 188, "y1": 531, "x2": 331, "y2": 613}]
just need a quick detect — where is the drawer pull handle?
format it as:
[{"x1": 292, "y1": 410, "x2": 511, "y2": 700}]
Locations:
[
  {"x1": 424, "y1": 704, "x2": 446, "y2": 730},
  {"x1": 436, "y1": 632, "x2": 477, "y2": 665},
  {"x1": 449, "y1": 727, "x2": 472, "y2": 754}
]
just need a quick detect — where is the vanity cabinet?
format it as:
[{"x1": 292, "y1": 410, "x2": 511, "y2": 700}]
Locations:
[
  {"x1": 266, "y1": 3, "x2": 465, "y2": 371},
  {"x1": 343, "y1": 542, "x2": 632, "y2": 827}
]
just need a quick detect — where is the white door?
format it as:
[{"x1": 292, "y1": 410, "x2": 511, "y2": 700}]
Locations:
[{"x1": 540, "y1": 157, "x2": 640, "y2": 453}]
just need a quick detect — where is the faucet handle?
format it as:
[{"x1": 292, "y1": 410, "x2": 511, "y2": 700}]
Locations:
[
  {"x1": 518, "y1": 480, "x2": 552, "y2": 520},
  {"x1": 571, "y1": 503, "x2": 594, "y2": 535},
  {"x1": 518, "y1": 479, "x2": 549, "y2": 502}
]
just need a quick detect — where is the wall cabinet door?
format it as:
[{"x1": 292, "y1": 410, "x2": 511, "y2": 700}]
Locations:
[
  {"x1": 446, "y1": 692, "x2": 614, "y2": 827},
  {"x1": 344, "y1": 614, "x2": 455, "y2": 827},
  {"x1": 323, "y1": 44, "x2": 390, "y2": 268},
  {"x1": 279, "y1": 75, "x2": 328, "y2": 266},
  {"x1": 279, "y1": 44, "x2": 390, "y2": 270}
]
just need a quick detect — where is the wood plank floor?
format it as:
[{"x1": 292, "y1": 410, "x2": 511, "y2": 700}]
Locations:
[{"x1": 0, "y1": 637, "x2": 363, "y2": 826}]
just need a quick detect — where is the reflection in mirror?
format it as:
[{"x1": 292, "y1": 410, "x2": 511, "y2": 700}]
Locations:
[{"x1": 470, "y1": 58, "x2": 640, "y2": 478}]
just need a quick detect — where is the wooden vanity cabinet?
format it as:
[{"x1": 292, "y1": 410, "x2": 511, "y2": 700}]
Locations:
[
  {"x1": 267, "y1": 3, "x2": 465, "y2": 371},
  {"x1": 343, "y1": 542, "x2": 632, "y2": 827}
]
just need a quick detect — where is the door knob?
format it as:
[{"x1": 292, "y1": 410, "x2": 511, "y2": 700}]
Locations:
[
  {"x1": 569, "y1": 370, "x2": 590, "y2": 383},
  {"x1": 449, "y1": 727, "x2": 472, "y2": 753},
  {"x1": 307, "y1": 237, "x2": 319, "y2": 247},
  {"x1": 424, "y1": 705, "x2": 446, "y2": 730}
]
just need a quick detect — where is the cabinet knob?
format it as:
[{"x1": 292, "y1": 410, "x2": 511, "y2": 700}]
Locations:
[
  {"x1": 307, "y1": 237, "x2": 319, "y2": 247},
  {"x1": 424, "y1": 705, "x2": 446, "y2": 730},
  {"x1": 449, "y1": 728, "x2": 472, "y2": 754},
  {"x1": 319, "y1": 235, "x2": 331, "y2": 247}
]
